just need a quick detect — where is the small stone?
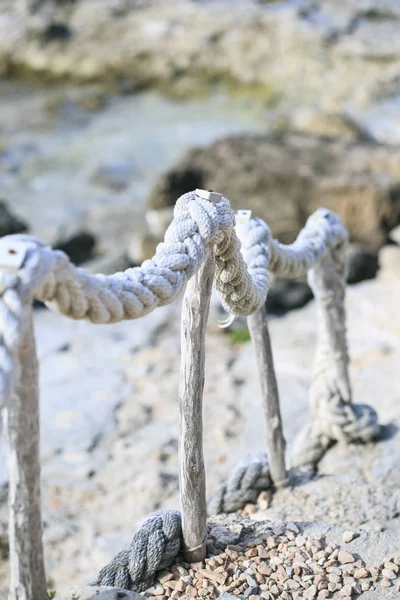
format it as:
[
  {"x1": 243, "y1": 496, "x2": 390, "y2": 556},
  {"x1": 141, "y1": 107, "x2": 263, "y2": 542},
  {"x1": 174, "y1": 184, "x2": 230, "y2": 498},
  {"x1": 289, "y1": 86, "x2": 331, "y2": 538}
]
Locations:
[
  {"x1": 286, "y1": 579, "x2": 300, "y2": 590},
  {"x1": 354, "y1": 568, "x2": 368, "y2": 579},
  {"x1": 382, "y1": 569, "x2": 396, "y2": 580},
  {"x1": 393, "y1": 556, "x2": 400, "y2": 566},
  {"x1": 339, "y1": 585, "x2": 353, "y2": 597},
  {"x1": 384, "y1": 562, "x2": 399, "y2": 573},
  {"x1": 186, "y1": 585, "x2": 198, "y2": 598},
  {"x1": 257, "y1": 564, "x2": 272, "y2": 576},
  {"x1": 243, "y1": 504, "x2": 257, "y2": 516},
  {"x1": 198, "y1": 590, "x2": 208, "y2": 598},
  {"x1": 246, "y1": 549, "x2": 258, "y2": 558},
  {"x1": 342, "y1": 531, "x2": 358, "y2": 544},
  {"x1": 176, "y1": 581, "x2": 186, "y2": 593},
  {"x1": 286, "y1": 523, "x2": 300, "y2": 534},
  {"x1": 380, "y1": 579, "x2": 392, "y2": 588},
  {"x1": 153, "y1": 585, "x2": 164, "y2": 595},
  {"x1": 369, "y1": 567, "x2": 379, "y2": 578},
  {"x1": 257, "y1": 547, "x2": 269, "y2": 559},
  {"x1": 158, "y1": 573, "x2": 174, "y2": 584},
  {"x1": 257, "y1": 491, "x2": 270, "y2": 511},
  {"x1": 361, "y1": 581, "x2": 370, "y2": 592},
  {"x1": 304, "y1": 585, "x2": 317, "y2": 598},
  {"x1": 338, "y1": 550, "x2": 355, "y2": 564},
  {"x1": 244, "y1": 586, "x2": 259, "y2": 597},
  {"x1": 295, "y1": 536, "x2": 306, "y2": 547}
]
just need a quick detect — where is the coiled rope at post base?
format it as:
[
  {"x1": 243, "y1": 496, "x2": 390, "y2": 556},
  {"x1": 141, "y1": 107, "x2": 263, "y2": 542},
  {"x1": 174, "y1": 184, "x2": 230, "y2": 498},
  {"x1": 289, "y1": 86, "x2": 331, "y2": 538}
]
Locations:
[
  {"x1": 91, "y1": 452, "x2": 271, "y2": 591},
  {"x1": 0, "y1": 191, "x2": 381, "y2": 593}
]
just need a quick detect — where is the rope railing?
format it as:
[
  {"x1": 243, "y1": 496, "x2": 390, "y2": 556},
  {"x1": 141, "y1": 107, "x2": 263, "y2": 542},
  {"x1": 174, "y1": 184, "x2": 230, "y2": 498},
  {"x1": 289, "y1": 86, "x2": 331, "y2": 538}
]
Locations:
[{"x1": 0, "y1": 190, "x2": 380, "y2": 600}]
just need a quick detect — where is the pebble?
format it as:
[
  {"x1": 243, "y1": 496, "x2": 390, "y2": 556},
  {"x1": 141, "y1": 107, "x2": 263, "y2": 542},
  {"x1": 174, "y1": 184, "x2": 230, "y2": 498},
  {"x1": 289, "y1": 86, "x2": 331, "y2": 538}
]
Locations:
[
  {"x1": 142, "y1": 527, "x2": 399, "y2": 600},
  {"x1": 338, "y1": 550, "x2": 355, "y2": 564},
  {"x1": 385, "y1": 561, "x2": 399, "y2": 573},
  {"x1": 342, "y1": 530, "x2": 359, "y2": 543},
  {"x1": 339, "y1": 584, "x2": 353, "y2": 597},
  {"x1": 382, "y1": 568, "x2": 396, "y2": 580},
  {"x1": 354, "y1": 568, "x2": 368, "y2": 579}
]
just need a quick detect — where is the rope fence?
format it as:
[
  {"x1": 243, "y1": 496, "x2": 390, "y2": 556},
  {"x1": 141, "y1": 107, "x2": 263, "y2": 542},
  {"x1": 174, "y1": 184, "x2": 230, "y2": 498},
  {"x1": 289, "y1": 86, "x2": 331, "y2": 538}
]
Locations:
[{"x1": 0, "y1": 189, "x2": 380, "y2": 600}]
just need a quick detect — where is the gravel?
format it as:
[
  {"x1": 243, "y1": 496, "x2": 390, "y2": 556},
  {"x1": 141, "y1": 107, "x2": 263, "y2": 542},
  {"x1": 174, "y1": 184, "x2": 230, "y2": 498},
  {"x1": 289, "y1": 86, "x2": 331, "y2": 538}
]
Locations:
[{"x1": 142, "y1": 521, "x2": 400, "y2": 600}]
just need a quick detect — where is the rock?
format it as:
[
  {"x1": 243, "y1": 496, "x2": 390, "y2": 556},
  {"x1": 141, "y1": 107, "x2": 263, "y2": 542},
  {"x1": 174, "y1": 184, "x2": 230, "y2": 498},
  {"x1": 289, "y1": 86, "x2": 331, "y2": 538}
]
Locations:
[
  {"x1": 0, "y1": 200, "x2": 28, "y2": 237},
  {"x1": 346, "y1": 244, "x2": 379, "y2": 284},
  {"x1": 59, "y1": 587, "x2": 145, "y2": 600},
  {"x1": 266, "y1": 278, "x2": 313, "y2": 315},
  {"x1": 91, "y1": 160, "x2": 135, "y2": 192},
  {"x1": 338, "y1": 550, "x2": 355, "y2": 564},
  {"x1": 42, "y1": 22, "x2": 72, "y2": 44},
  {"x1": 2, "y1": 0, "x2": 400, "y2": 148},
  {"x1": 55, "y1": 231, "x2": 97, "y2": 265},
  {"x1": 88, "y1": 590, "x2": 146, "y2": 600},
  {"x1": 147, "y1": 134, "x2": 400, "y2": 250},
  {"x1": 342, "y1": 530, "x2": 359, "y2": 543}
]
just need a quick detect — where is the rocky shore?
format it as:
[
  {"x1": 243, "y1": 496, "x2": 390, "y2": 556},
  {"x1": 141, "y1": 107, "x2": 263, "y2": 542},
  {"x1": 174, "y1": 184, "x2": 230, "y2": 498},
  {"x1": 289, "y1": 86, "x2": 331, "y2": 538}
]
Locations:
[
  {"x1": 1, "y1": 0, "x2": 400, "y2": 147},
  {"x1": 0, "y1": 2, "x2": 400, "y2": 599}
]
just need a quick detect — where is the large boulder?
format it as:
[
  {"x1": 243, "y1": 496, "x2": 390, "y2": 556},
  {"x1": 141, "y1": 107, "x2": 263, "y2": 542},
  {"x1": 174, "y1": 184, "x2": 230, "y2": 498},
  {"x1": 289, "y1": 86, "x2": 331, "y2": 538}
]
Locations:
[{"x1": 147, "y1": 133, "x2": 400, "y2": 249}]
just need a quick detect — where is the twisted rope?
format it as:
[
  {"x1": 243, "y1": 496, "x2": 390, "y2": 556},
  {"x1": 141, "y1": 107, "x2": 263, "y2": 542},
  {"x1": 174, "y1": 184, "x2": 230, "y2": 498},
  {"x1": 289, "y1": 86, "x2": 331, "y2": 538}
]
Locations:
[
  {"x1": 0, "y1": 193, "x2": 380, "y2": 592},
  {"x1": 207, "y1": 451, "x2": 271, "y2": 516},
  {"x1": 0, "y1": 195, "x2": 349, "y2": 411},
  {"x1": 92, "y1": 453, "x2": 271, "y2": 591},
  {"x1": 290, "y1": 244, "x2": 380, "y2": 469},
  {"x1": 91, "y1": 510, "x2": 182, "y2": 591}
]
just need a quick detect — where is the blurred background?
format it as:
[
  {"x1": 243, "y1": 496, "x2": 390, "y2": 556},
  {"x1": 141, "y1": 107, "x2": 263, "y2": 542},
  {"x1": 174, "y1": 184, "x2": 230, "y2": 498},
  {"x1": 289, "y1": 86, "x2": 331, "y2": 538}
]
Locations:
[{"x1": 0, "y1": 0, "x2": 400, "y2": 595}]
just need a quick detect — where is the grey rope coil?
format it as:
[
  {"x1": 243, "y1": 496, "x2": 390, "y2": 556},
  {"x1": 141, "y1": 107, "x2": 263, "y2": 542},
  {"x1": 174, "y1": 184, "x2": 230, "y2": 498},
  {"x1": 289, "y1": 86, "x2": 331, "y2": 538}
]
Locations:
[
  {"x1": 91, "y1": 510, "x2": 183, "y2": 592},
  {"x1": 207, "y1": 451, "x2": 271, "y2": 516},
  {"x1": 92, "y1": 453, "x2": 272, "y2": 591}
]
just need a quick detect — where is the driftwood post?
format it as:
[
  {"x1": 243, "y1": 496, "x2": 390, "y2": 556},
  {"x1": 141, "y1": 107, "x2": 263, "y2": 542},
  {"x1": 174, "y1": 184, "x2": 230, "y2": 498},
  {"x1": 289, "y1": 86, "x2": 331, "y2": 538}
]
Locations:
[
  {"x1": 179, "y1": 242, "x2": 215, "y2": 563},
  {"x1": 235, "y1": 209, "x2": 287, "y2": 487},
  {"x1": 247, "y1": 306, "x2": 287, "y2": 486},
  {"x1": 3, "y1": 304, "x2": 47, "y2": 600}
]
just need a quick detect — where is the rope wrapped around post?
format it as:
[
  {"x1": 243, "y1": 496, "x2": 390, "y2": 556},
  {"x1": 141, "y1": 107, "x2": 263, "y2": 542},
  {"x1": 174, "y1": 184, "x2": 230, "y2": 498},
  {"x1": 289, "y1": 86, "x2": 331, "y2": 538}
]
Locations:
[
  {"x1": 0, "y1": 191, "x2": 381, "y2": 597},
  {"x1": 290, "y1": 241, "x2": 380, "y2": 469}
]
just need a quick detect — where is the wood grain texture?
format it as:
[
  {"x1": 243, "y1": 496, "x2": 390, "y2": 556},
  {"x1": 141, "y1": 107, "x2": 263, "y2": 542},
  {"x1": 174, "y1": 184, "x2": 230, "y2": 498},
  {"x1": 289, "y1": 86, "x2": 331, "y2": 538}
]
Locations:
[
  {"x1": 3, "y1": 305, "x2": 47, "y2": 600},
  {"x1": 179, "y1": 248, "x2": 215, "y2": 563},
  {"x1": 248, "y1": 305, "x2": 287, "y2": 486}
]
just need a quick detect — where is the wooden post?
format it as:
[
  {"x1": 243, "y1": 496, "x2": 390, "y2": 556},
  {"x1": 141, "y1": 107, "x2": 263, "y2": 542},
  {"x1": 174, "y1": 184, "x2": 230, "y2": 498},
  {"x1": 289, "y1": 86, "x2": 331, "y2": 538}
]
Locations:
[
  {"x1": 247, "y1": 305, "x2": 287, "y2": 486},
  {"x1": 2, "y1": 304, "x2": 47, "y2": 600},
  {"x1": 178, "y1": 248, "x2": 214, "y2": 563}
]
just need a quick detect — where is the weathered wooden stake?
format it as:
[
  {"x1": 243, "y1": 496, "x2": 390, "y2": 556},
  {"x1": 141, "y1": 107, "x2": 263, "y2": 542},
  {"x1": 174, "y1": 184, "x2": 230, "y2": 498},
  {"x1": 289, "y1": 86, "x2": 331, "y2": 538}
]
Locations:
[
  {"x1": 179, "y1": 248, "x2": 215, "y2": 563},
  {"x1": 3, "y1": 304, "x2": 47, "y2": 600},
  {"x1": 247, "y1": 305, "x2": 287, "y2": 486}
]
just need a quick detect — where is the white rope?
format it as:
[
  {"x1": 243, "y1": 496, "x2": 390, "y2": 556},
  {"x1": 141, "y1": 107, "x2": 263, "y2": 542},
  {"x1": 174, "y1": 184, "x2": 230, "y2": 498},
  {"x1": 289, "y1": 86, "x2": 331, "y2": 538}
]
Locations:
[{"x1": 0, "y1": 193, "x2": 349, "y2": 411}]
